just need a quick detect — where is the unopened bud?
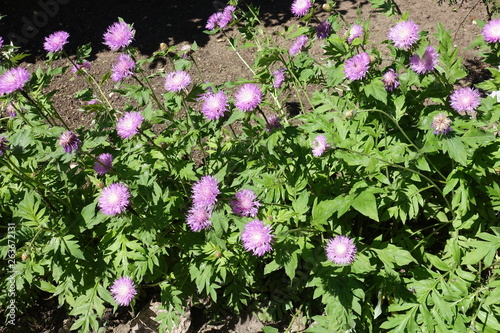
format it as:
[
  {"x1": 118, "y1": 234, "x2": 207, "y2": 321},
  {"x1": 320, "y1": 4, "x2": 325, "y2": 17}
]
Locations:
[
  {"x1": 159, "y1": 42, "x2": 168, "y2": 52},
  {"x1": 21, "y1": 253, "x2": 29, "y2": 261},
  {"x1": 322, "y1": 3, "x2": 332, "y2": 11},
  {"x1": 159, "y1": 142, "x2": 167, "y2": 149},
  {"x1": 345, "y1": 110, "x2": 353, "y2": 119},
  {"x1": 96, "y1": 181, "x2": 105, "y2": 189},
  {"x1": 215, "y1": 251, "x2": 222, "y2": 259}
]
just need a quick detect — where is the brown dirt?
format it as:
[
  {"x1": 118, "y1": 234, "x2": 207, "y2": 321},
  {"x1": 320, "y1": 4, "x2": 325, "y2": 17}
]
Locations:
[{"x1": 0, "y1": 0, "x2": 492, "y2": 332}]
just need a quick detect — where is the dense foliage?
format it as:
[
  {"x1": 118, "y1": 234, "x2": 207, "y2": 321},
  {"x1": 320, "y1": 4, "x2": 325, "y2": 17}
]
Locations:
[{"x1": 1, "y1": 0, "x2": 499, "y2": 332}]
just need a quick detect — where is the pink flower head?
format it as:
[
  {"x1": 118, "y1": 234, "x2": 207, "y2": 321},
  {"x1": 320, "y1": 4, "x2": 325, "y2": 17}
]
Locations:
[
  {"x1": 4, "y1": 102, "x2": 17, "y2": 117},
  {"x1": 388, "y1": 21, "x2": 420, "y2": 50},
  {"x1": 0, "y1": 136, "x2": 9, "y2": 156},
  {"x1": 110, "y1": 276, "x2": 137, "y2": 306},
  {"x1": 43, "y1": 31, "x2": 69, "y2": 53},
  {"x1": 186, "y1": 206, "x2": 212, "y2": 231},
  {"x1": 325, "y1": 235, "x2": 357, "y2": 265},
  {"x1": 72, "y1": 61, "x2": 91, "y2": 75},
  {"x1": 94, "y1": 153, "x2": 113, "y2": 175},
  {"x1": 382, "y1": 69, "x2": 400, "y2": 91},
  {"x1": 58, "y1": 131, "x2": 80, "y2": 153},
  {"x1": 0, "y1": 67, "x2": 30, "y2": 95},
  {"x1": 312, "y1": 134, "x2": 329, "y2": 157},
  {"x1": 191, "y1": 175, "x2": 220, "y2": 209},
  {"x1": 241, "y1": 219, "x2": 274, "y2": 256},
  {"x1": 266, "y1": 114, "x2": 283, "y2": 132},
  {"x1": 431, "y1": 113, "x2": 452, "y2": 135},
  {"x1": 410, "y1": 46, "x2": 439, "y2": 74},
  {"x1": 291, "y1": 0, "x2": 312, "y2": 17},
  {"x1": 289, "y1": 35, "x2": 308, "y2": 56},
  {"x1": 235, "y1": 83, "x2": 262, "y2": 112},
  {"x1": 201, "y1": 90, "x2": 228, "y2": 120},
  {"x1": 111, "y1": 54, "x2": 135, "y2": 82},
  {"x1": 344, "y1": 52, "x2": 370, "y2": 81},
  {"x1": 449, "y1": 87, "x2": 481, "y2": 118},
  {"x1": 206, "y1": 5, "x2": 236, "y2": 30},
  {"x1": 482, "y1": 18, "x2": 500, "y2": 43},
  {"x1": 103, "y1": 21, "x2": 135, "y2": 51},
  {"x1": 164, "y1": 70, "x2": 191, "y2": 93},
  {"x1": 116, "y1": 111, "x2": 143, "y2": 139},
  {"x1": 316, "y1": 20, "x2": 332, "y2": 39},
  {"x1": 0, "y1": 37, "x2": 3, "y2": 48},
  {"x1": 231, "y1": 189, "x2": 261, "y2": 217},
  {"x1": 347, "y1": 24, "x2": 363, "y2": 44},
  {"x1": 98, "y1": 183, "x2": 131, "y2": 216},
  {"x1": 272, "y1": 67, "x2": 286, "y2": 89}
]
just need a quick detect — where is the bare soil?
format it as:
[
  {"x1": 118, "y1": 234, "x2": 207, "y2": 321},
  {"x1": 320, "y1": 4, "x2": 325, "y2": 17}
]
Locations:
[{"x1": 0, "y1": 0, "x2": 492, "y2": 331}]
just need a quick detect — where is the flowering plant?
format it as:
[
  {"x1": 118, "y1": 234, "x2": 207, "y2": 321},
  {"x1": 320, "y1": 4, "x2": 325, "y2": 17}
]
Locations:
[{"x1": 1, "y1": 2, "x2": 500, "y2": 332}]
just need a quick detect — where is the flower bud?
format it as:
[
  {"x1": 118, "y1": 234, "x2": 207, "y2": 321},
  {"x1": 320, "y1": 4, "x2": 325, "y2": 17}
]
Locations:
[{"x1": 21, "y1": 253, "x2": 29, "y2": 261}]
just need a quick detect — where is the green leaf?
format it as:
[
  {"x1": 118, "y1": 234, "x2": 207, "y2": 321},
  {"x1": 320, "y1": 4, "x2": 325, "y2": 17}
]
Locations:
[
  {"x1": 440, "y1": 136, "x2": 467, "y2": 166},
  {"x1": 311, "y1": 199, "x2": 336, "y2": 227},
  {"x1": 372, "y1": 243, "x2": 416, "y2": 268},
  {"x1": 363, "y1": 79, "x2": 387, "y2": 104},
  {"x1": 352, "y1": 190, "x2": 379, "y2": 221}
]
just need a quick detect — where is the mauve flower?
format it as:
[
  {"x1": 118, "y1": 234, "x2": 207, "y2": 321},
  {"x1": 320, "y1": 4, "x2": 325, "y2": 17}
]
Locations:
[
  {"x1": 58, "y1": 131, "x2": 80, "y2": 154},
  {"x1": 94, "y1": 153, "x2": 113, "y2": 175},
  {"x1": 191, "y1": 175, "x2": 220, "y2": 209},
  {"x1": 201, "y1": 90, "x2": 228, "y2": 120},
  {"x1": 450, "y1": 87, "x2": 481, "y2": 118},
  {"x1": 103, "y1": 21, "x2": 135, "y2": 51},
  {"x1": 0, "y1": 67, "x2": 30, "y2": 95},
  {"x1": 431, "y1": 113, "x2": 452, "y2": 135},
  {"x1": 72, "y1": 61, "x2": 91, "y2": 75},
  {"x1": 0, "y1": 37, "x2": 3, "y2": 48},
  {"x1": 382, "y1": 69, "x2": 400, "y2": 91},
  {"x1": 231, "y1": 189, "x2": 261, "y2": 217},
  {"x1": 0, "y1": 136, "x2": 9, "y2": 156},
  {"x1": 235, "y1": 83, "x2": 262, "y2": 112},
  {"x1": 344, "y1": 52, "x2": 370, "y2": 81},
  {"x1": 347, "y1": 24, "x2": 363, "y2": 44},
  {"x1": 289, "y1": 35, "x2": 308, "y2": 56},
  {"x1": 186, "y1": 206, "x2": 212, "y2": 231},
  {"x1": 316, "y1": 21, "x2": 332, "y2": 39},
  {"x1": 291, "y1": 0, "x2": 312, "y2": 17},
  {"x1": 116, "y1": 111, "x2": 143, "y2": 139},
  {"x1": 266, "y1": 114, "x2": 282, "y2": 132},
  {"x1": 111, "y1": 54, "x2": 135, "y2": 82},
  {"x1": 98, "y1": 183, "x2": 131, "y2": 216},
  {"x1": 4, "y1": 102, "x2": 17, "y2": 117},
  {"x1": 325, "y1": 235, "x2": 357, "y2": 265},
  {"x1": 241, "y1": 219, "x2": 274, "y2": 256},
  {"x1": 273, "y1": 67, "x2": 286, "y2": 89},
  {"x1": 312, "y1": 134, "x2": 329, "y2": 157},
  {"x1": 482, "y1": 18, "x2": 500, "y2": 43},
  {"x1": 164, "y1": 70, "x2": 191, "y2": 93},
  {"x1": 410, "y1": 46, "x2": 439, "y2": 74},
  {"x1": 110, "y1": 276, "x2": 137, "y2": 306},
  {"x1": 43, "y1": 31, "x2": 69, "y2": 53},
  {"x1": 388, "y1": 21, "x2": 420, "y2": 50},
  {"x1": 206, "y1": 5, "x2": 236, "y2": 30}
]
